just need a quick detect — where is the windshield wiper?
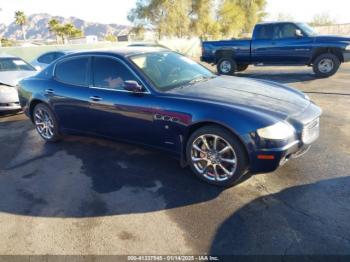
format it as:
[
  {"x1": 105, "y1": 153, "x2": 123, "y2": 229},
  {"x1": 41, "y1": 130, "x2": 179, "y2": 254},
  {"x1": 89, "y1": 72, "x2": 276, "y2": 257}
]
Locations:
[{"x1": 188, "y1": 75, "x2": 216, "y2": 85}]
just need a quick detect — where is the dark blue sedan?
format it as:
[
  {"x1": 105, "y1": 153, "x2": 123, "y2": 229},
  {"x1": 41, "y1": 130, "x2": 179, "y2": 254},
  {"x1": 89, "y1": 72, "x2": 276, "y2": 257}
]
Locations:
[{"x1": 18, "y1": 47, "x2": 322, "y2": 187}]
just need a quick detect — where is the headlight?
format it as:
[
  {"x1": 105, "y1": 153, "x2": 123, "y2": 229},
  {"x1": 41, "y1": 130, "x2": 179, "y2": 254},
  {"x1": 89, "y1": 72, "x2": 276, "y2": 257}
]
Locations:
[
  {"x1": 346, "y1": 45, "x2": 350, "y2": 51},
  {"x1": 257, "y1": 121, "x2": 295, "y2": 140}
]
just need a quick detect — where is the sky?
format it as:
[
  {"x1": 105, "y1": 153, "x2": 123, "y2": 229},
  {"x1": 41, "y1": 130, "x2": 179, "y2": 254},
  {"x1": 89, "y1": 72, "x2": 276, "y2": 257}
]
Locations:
[{"x1": 0, "y1": 0, "x2": 349, "y2": 26}]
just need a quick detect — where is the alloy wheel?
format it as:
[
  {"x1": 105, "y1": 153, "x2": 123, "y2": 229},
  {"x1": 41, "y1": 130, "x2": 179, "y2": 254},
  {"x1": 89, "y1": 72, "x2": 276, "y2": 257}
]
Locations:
[
  {"x1": 34, "y1": 108, "x2": 55, "y2": 140},
  {"x1": 191, "y1": 134, "x2": 237, "y2": 182}
]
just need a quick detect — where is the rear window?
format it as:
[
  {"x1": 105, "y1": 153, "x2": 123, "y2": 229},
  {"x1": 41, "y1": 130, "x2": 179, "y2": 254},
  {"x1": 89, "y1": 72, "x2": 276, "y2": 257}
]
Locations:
[
  {"x1": 254, "y1": 25, "x2": 273, "y2": 40},
  {"x1": 38, "y1": 52, "x2": 63, "y2": 64},
  {"x1": 55, "y1": 57, "x2": 89, "y2": 86},
  {"x1": 0, "y1": 58, "x2": 36, "y2": 72}
]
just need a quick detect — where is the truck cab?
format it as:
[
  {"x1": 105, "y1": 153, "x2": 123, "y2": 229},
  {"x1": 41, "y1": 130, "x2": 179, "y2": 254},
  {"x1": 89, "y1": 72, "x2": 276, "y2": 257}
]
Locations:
[{"x1": 201, "y1": 22, "x2": 350, "y2": 77}]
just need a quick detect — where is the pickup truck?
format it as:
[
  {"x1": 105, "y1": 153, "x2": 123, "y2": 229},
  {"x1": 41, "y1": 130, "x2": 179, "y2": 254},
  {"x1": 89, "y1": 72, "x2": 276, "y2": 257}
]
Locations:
[{"x1": 201, "y1": 22, "x2": 350, "y2": 77}]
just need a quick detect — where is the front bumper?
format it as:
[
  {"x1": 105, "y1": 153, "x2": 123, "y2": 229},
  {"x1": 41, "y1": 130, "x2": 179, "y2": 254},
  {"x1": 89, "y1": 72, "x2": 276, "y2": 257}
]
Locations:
[
  {"x1": 0, "y1": 102, "x2": 21, "y2": 111},
  {"x1": 249, "y1": 111, "x2": 321, "y2": 173},
  {"x1": 343, "y1": 51, "x2": 350, "y2": 63}
]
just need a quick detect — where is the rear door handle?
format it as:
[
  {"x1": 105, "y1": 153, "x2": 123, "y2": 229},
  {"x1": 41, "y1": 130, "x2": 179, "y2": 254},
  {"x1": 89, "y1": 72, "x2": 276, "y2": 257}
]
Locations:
[
  {"x1": 90, "y1": 96, "x2": 103, "y2": 102},
  {"x1": 45, "y1": 89, "x2": 54, "y2": 95}
]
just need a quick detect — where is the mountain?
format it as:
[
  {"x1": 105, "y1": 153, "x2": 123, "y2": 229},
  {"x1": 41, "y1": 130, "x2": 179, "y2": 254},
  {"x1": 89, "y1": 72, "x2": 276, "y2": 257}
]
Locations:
[{"x1": 0, "y1": 13, "x2": 130, "y2": 40}]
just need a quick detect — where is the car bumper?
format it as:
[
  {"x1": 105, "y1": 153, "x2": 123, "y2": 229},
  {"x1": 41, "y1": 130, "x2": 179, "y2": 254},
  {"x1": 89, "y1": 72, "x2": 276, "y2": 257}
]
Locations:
[
  {"x1": 200, "y1": 56, "x2": 215, "y2": 64},
  {"x1": 0, "y1": 102, "x2": 21, "y2": 111},
  {"x1": 343, "y1": 51, "x2": 350, "y2": 62},
  {"x1": 249, "y1": 114, "x2": 321, "y2": 173}
]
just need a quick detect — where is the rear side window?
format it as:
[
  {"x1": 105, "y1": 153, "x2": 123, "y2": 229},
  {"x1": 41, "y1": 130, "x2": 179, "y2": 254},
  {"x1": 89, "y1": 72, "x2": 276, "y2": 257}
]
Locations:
[
  {"x1": 55, "y1": 57, "x2": 89, "y2": 86},
  {"x1": 254, "y1": 25, "x2": 273, "y2": 40},
  {"x1": 92, "y1": 57, "x2": 138, "y2": 90}
]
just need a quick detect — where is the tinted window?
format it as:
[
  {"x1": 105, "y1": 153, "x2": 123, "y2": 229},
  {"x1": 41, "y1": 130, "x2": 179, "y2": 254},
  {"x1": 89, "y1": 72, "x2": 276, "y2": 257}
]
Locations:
[
  {"x1": 92, "y1": 57, "x2": 138, "y2": 90},
  {"x1": 55, "y1": 57, "x2": 89, "y2": 86},
  {"x1": 273, "y1": 23, "x2": 298, "y2": 39},
  {"x1": 254, "y1": 25, "x2": 273, "y2": 40},
  {"x1": 0, "y1": 57, "x2": 36, "y2": 71},
  {"x1": 38, "y1": 53, "x2": 56, "y2": 64}
]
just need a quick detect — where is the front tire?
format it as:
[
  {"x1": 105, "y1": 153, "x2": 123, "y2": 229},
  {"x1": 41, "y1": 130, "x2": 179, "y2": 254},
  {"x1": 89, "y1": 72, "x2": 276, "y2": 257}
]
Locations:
[
  {"x1": 312, "y1": 53, "x2": 340, "y2": 78},
  {"x1": 33, "y1": 103, "x2": 61, "y2": 142},
  {"x1": 186, "y1": 126, "x2": 248, "y2": 187},
  {"x1": 217, "y1": 58, "x2": 236, "y2": 75}
]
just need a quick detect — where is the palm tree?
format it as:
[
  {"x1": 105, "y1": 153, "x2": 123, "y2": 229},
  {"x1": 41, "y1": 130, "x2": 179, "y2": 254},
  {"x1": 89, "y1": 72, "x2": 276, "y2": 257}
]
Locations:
[
  {"x1": 48, "y1": 19, "x2": 60, "y2": 43},
  {"x1": 14, "y1": 11, "x2": 27, "y2": 41}
]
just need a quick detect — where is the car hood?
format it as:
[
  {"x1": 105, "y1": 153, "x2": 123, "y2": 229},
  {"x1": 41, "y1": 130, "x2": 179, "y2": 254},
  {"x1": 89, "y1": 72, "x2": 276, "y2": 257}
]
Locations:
[
  {"x1": 0, "y1": 70, "x2": 37, "y2": 87},
  {"x1": 168, "y1": 76, "x2": 310, "y2": 118},
  {"x1": 314, "y1": 35, "x2": 350, "y2": 43}
]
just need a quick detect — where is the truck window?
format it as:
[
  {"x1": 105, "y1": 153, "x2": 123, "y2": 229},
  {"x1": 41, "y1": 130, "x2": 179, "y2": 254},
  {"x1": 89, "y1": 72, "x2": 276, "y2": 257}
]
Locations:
[
  {"x1": 254, "y1": 25, "x2": 273, "y2": 40},
  {"x1": 273, "y1": 23, "x2": 299, "y2": 39}
]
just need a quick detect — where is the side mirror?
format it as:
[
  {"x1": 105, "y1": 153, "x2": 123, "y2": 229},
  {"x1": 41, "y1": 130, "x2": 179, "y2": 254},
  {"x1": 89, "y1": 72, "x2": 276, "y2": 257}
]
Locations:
[
  {"x1": 295, "y1": 29, "x2": 303, "y2": 38},
  {"x1": 123, "y1": 80, "x2": 144, "y2": 93}
]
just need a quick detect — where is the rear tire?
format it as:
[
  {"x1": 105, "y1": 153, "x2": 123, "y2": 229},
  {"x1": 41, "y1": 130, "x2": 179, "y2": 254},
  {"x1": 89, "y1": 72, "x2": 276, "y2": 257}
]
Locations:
[
  {"x1": 312, "y1": 53, "x2": 340, "y2": 78},
  {"x1": 217, "y1": 58, "x2": 236, "y2": 75},
  {"x1": 33, "y1": 103, "x2": 61, "y2": 142},
  {"x1": 186, "y1": 125, "x2": 248, "y2": 187}
]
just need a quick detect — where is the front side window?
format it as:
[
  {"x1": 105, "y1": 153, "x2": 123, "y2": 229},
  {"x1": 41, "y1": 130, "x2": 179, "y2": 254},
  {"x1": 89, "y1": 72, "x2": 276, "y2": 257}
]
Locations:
[
  {"x1": 0, "y1": 58, "x2": 36, "y2": 72},
  {"x1": 55, "y1": 57, "x2": 89, "y2": 86},
  {"x1": 273, "y1": 23, "x2": 299, "y2": 39},
  {"x1": 92, "y1": 57, "x2": 138, "y2": 90},
  {"x1": 130, "y1": 52, "x2": 215, "y2": 91}
]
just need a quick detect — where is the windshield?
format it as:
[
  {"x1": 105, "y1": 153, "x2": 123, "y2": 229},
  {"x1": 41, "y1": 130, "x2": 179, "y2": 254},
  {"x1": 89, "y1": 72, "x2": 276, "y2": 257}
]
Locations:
[
  {"x1": 0, "y1": 57, "x2": 36, "y2": 72},
  {"x1": 129, "y1": 52, "x2": 216, "y2": 91},
  {"x1": 297, "y1": 23, "x2": 318, "y2": 36}
]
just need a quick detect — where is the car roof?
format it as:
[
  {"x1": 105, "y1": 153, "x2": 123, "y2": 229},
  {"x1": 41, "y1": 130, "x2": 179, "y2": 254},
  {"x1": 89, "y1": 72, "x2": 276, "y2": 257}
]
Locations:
[
  {"x1": 61, "y1": 46, "x2": 170, "y2": 58},
  {"x1": 256, "y1": 21, "x2": 302, "y2": 25},
  {"x1": 0, "y1": 53, "x2": 21, "y2": 59}
]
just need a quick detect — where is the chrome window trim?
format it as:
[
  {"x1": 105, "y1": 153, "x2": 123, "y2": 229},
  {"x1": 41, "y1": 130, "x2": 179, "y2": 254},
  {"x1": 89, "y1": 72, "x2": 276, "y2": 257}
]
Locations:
[{"x1": 53, "y1": 53, "x2": 151, "y2": 94}]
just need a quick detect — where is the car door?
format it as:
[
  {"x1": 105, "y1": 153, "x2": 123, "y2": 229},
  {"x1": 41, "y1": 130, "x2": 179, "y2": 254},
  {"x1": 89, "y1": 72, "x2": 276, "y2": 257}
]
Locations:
[
  {"x1": 50, "y1": 56, "x2": 95, "y2": 132},
  {"x1": 88, "y1": 56, "x2": 159, "y2": 146},
  {"x1": 267, "y1": 23, "x2": 313, "y2": 64},
  {"x1": 251, "y1": 24, "x2": 276, "y2": 65}
]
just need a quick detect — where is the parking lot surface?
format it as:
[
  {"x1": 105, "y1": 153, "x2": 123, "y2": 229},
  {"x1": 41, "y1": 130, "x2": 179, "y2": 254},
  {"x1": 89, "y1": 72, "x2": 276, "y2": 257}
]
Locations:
[{"x1": 0, "y1": 64, "x2": 349, "y2": 255}]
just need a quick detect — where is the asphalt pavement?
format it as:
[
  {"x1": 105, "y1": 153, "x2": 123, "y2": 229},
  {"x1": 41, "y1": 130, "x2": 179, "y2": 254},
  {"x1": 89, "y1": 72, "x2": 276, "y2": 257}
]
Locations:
[{"x1": 0, "y1": 64, "x2": 349, "y2": 256}]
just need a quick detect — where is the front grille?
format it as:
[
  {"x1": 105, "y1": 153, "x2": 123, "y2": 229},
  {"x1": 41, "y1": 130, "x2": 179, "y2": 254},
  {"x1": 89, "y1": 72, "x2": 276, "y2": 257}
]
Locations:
[{"x1": 302, "y1": 118, "x2": 320, "y2": 144}]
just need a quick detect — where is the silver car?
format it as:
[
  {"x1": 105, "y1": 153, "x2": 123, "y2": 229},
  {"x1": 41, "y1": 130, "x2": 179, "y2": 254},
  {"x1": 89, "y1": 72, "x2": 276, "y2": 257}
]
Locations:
[
  {"x1": 31, "y1": 51, "x2": 70, "y2": 71},
  {"x1": 0, "y1": 54, "x2": 37, "y2": 112}
]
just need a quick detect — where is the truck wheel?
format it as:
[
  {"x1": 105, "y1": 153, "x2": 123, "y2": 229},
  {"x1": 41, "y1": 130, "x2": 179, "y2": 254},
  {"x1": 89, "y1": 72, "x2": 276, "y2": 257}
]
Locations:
[
  {"x1": 217, "y1": 58, "x2": 236, "y2": 75},
  {"x1": 313, "y1": 53, "x2": 340, "y2": 78},
  {"x1": 237, "y1": 64, "x2": 249, "y2": 72}
]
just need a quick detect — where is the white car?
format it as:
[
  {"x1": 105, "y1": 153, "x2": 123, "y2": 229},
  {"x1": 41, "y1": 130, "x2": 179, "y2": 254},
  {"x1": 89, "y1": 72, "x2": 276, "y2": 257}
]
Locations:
[
  {"x1": 0, "y1": 54, "x2": 37, "y2": 112},
  {"x1": 31, "y1": 51, "x2": 69, "y2": 71}
]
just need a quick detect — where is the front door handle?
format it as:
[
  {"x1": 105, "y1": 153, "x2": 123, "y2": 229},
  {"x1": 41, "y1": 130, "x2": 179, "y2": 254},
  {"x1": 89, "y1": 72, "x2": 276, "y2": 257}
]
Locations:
[
  {"x1": 90, "y1": 96, "x2": 103, "y2": 102},
  {"x1": 45, "y1": 89, "x2": 54, "y2": 95}
]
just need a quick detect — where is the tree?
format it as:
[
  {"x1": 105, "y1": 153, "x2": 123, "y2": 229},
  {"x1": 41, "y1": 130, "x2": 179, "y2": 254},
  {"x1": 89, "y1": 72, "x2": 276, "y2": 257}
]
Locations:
[
  {"x1": 63, "y1": 23, "x2": 83, "y2": 39},
  {"x1": 47, "y1": 20, "x2": 83, "y2": 44},
  {"x1": 14, "y1": 11, "x2": 27, "y2": 41},
  {"x1": 128, "y1": 0, "x2": 191, "y2": 39},
  {"x1": 310, "y1": 13, "x2": 336, "y2": 26},
  {"x1": 48, "y1": 19, "x2": 60, "y2": 43},
  {"x1": 217, "y1": 0, "x2": 245, "y2": 38},
  {"x1": 190, "y1": 0, "x2": 220, "y2": 39},
  {"x1": 235, "y1": 0, "x2": 267, "y2": 33},
  {"x1": 105, "y1": 34, "x2": 117, "y2": 42}
]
